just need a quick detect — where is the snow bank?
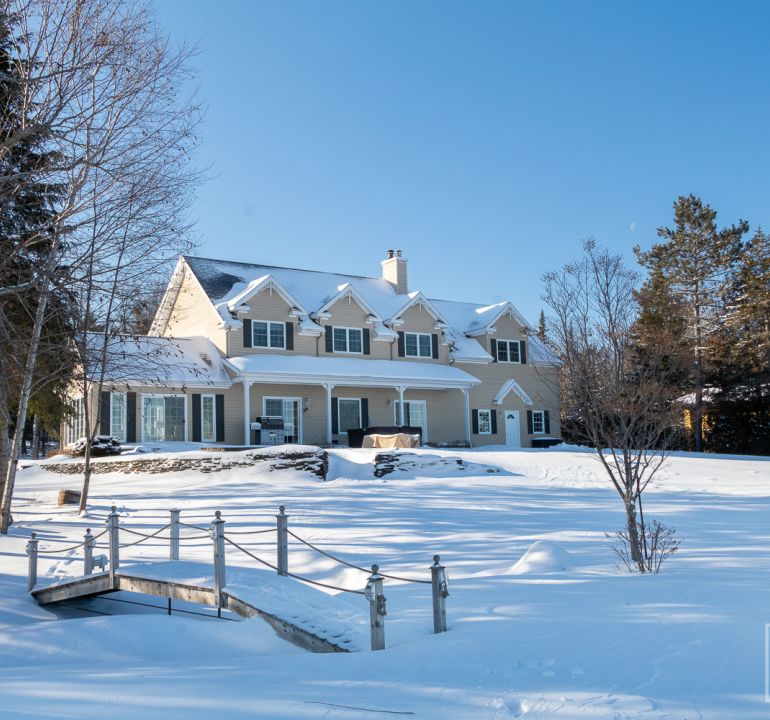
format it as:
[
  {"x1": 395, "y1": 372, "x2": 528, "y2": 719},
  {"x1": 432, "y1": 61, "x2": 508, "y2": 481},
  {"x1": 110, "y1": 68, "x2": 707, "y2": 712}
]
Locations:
[{"x1": 510, "y1": 541, "x2": 574, "y2": 574}]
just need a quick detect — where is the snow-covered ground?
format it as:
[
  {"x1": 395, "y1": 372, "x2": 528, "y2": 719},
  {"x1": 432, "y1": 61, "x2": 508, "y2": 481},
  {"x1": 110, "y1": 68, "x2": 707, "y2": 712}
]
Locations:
[{"x1": 1, "y1": 445, "x2": 769, "y2": 719}]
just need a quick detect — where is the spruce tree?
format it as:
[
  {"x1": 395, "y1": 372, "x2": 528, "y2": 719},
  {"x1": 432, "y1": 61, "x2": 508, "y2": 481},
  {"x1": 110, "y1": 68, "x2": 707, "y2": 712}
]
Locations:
[{"x1": 635, "y1": 195, "x2": 748, "y2": 452}]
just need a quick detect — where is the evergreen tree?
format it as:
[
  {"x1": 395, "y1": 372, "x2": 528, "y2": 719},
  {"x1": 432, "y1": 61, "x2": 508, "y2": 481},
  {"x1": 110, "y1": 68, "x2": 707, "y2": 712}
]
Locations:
[
  {"x1": 537, "y1": 309, "x2": 548, "y2": 343},
  {"x1": 634, "y1": 195, "x2": 748, "y2": 452}
]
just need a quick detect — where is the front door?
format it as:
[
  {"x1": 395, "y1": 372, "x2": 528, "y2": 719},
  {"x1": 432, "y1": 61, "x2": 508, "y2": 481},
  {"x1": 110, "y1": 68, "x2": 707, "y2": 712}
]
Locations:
[
  {"x1": 264, "y1": 397, "x2": 301, "y2": 443},
  {"x1": 504, "y1": 410, "x2": 521, "y2": 448},
  {"x1": 394, "y1": 400, "x2": 427, "y2": 443}
]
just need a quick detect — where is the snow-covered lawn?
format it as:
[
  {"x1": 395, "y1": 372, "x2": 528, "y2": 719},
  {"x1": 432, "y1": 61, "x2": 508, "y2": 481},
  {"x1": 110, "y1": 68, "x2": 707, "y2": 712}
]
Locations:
[{"x1": 1, "y1": 446, "x2": 769, "y2": 719}]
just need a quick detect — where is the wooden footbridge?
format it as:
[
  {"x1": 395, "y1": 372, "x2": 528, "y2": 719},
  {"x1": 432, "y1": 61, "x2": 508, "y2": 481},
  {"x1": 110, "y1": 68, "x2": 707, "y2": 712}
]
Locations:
[{"x1": 26, "y1": 507, "x2": 450, "y2": 653}]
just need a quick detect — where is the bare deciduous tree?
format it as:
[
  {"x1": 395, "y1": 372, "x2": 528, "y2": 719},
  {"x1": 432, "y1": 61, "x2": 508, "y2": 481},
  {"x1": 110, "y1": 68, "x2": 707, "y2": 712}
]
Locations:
[
  {"x1": 542, "y1": 240, "x2": 682, "y2": 572},
  {"x1": 0, "y1": 0, "x2": 202, "y2": 531}
]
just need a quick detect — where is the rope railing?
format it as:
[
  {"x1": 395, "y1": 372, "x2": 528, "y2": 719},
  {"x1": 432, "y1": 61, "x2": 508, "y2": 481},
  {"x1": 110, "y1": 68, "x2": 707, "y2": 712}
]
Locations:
[
  {"x1": 223, "y1": 536, "x2": 366, "y2": 596},
  {"x1": 38, "y1": 529, "x2": 108, "y2": 555},
  {"x1": 285, "y1": 529, "x2": 432, "y2": 584},
  {"x1": 223, "y1": 527, "x2": 275, "y2": 536}
]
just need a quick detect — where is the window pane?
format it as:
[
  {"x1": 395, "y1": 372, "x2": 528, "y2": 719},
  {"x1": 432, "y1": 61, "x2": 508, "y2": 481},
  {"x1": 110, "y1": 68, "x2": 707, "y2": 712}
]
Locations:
[
  {"x1": 202, "y1": 395, "x2": 215, "y2": 441},
  {"x1": 497, "y1": 342, "x2": 509, "y2": 362},
  {"x1": 253, "y1": 321, "x2": 268, "y2": 347},
  {"x1": 265, "y1": 398, "x2": 283, "y2": 417},
  {"x1": 533, "y1": 411, "x2": 544, "y2": 433},
  {"x1": 348, "y1": 328, "x2": 362, "y2": 353},
  {"x1": 270, "y1": 322, "x2": 285, "y2": 348},
  {"x1": 478, "y1": 409, "x2": 491, "y2": 434},
  {"x1": 405, "y1": 333, "x2": 418, "y2": 356},
  {"x1": 509, "y1": 341, "x2": 520, "y2": 363},
  {"x1": 338, "y1": 399, "x2": 361, "y2": 433},
  {"x1": 419, "y1": 334, "x2": 432, "y2": 357},
  {"x1": 165, "y1": 397, "x2": 186, "y2": 441},
  {"x1": 143, "y1": 397, "x2": 165, "y2": 442},
  {"x1": 333, "y1": 327, "x2": 348, "y2": 352},
  {"x1": 111, "y1": 393, "x2": 126, "y2": 441}
]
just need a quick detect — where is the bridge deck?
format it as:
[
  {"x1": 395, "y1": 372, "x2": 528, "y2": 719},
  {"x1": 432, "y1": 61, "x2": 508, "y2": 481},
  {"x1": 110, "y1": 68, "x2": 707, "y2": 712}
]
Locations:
[{"x1": 32, "y1": 561, "x2": 366, "y2": 653}]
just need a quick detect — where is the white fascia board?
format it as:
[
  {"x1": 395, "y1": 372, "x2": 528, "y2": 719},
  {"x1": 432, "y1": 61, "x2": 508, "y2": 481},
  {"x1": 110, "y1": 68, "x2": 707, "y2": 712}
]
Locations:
[
  {"x1": 237, "y1": 371, "x2": 478, "y2": 390},
  {"x1": 226, "y1": 275, "x2": 309, "y2": 318},
  {"x1": 389, "y1": 291, "x2": 447, "y2": 325},
  {"x1": 316, "y1": 284, "x2": 383, "y2": 321},
  {"x1": 494, "y1": 379, "x2": 533, "y2": 406},
  {"x1": 449, "y1": 354, "x2": 493, "y2": 365}
]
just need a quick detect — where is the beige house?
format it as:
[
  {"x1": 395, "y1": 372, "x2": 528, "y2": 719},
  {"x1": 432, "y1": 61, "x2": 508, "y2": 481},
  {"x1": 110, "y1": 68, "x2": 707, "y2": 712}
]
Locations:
[{"x1": 64, "y1": 251, "x2": 560, "y2": 448}]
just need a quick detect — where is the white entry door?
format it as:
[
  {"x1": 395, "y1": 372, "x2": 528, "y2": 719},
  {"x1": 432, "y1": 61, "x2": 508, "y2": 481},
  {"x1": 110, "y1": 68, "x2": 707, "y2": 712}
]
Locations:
[{"x1": 504, "y1": 410, "x2": 521, "y2": 448}]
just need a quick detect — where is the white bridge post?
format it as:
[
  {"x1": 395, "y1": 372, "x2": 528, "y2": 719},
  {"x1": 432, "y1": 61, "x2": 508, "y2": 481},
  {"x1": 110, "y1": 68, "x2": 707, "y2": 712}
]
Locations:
[
  {"x1": 26, "y1": 533, "x2": 38, "y2": 592},
  {"x1": 106, "y1": 506, "x2": 120, "y2": 585},
  {"x1": 431, "y1": 554, "x2": 448, "y2": 633},
  {"x1": 276, "y1": 505, "x2": 288, "y2": 576},
  {"x1": 211, "y1": 511, "x2": 226, "y2": 615},
  {"x1": 365, "y1": 564, "x2": 386, "y2": 651},
  {"x1": 169, "y1": 509, "x2": 180, "y2": 561},
  {"x1": 83, "y1": 529, "x2": 94, "y2": 576}
]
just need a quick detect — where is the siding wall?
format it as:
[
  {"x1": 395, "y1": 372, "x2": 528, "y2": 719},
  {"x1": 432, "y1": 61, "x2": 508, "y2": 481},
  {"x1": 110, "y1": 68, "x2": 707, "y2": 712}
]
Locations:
[{"x1": 163, "y1": 266, "x2": 227, "y2": 352}]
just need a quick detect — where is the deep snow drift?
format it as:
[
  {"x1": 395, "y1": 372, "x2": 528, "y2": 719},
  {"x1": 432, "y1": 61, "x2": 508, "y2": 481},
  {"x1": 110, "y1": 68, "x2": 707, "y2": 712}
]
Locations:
[{"x1": 1, "y1": 445, "x2": 769, "y2": 719}]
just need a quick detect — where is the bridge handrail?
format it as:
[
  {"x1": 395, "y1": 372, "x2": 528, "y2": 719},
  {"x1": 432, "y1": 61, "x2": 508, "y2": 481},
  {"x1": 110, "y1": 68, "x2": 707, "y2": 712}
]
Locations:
[
  {"x1": 39, "y1": 528, "x2": 108, "y2": 554},
  {"x1": 223, "y1": 536, "x2": 366, "y2": 596},
  {"x1": 285, "y1": 529, "x2": 431, "y2": 585}
]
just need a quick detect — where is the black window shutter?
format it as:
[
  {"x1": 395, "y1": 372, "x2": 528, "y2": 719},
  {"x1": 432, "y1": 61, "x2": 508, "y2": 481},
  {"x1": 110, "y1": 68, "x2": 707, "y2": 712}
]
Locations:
[
  {"x1": 192, "y1": 393, "x2": 202, "y2": 442},
  {"x1": 527, "y1": 410, "x2": 533, "y2": 434},
  {"x1": 285, "y1": 322, "x2": 294, "y2": 351},
  {"x1": 544, "y1": 410, "x2": 550, "y2": 434},
  {"x1": 331, "y1": 397, "x2": 339, "y2": 434},
  {"x1": 363, "y1": 328, "x2": 371, "y2": 355},
  {"x1": 491, "y1": 409, "x2": 498, "y2": 435},
  {"x1": 520, "y1": 340, "x2": 526, "y2": 364},
  {"x1": 397, "y1": 331, "x2": 405, "y2": 357},
  {"x1": 431, "y1": 333, "x2": 439, "y2": 359},
  {"x1": 472, "y1": 409, "x2": 479, "y2": 434},
  {"x1": 216, "y1": 394, "x2": 225, "y2": 441},
  {"x1": 404, "y1": 402, "x2": 411, "y2": 426},
  {"x1": 126, "y1": 392, "x2": 137, "y2": 442},
  {"x1": 361, "y1": 398, "x2": 369, "y2": 428},
  {"x1": 325, "y1": 326, "x2": 333, "y2": 353},
  {"x1": 490, "y1": 338, "x2": 497, "y2": 362},
  {"x1": 243, "y1": 319, "x2": 252, "y2": 348},
  {"x1": 99, "y1": 391, "x2": 111, "y2": 435}
]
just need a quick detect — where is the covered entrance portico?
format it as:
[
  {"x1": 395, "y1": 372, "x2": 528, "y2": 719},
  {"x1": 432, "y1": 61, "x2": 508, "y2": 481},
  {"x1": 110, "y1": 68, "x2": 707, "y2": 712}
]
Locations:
[{"x1": 229, "y1": 355, "x2": 480, "y2": 447}]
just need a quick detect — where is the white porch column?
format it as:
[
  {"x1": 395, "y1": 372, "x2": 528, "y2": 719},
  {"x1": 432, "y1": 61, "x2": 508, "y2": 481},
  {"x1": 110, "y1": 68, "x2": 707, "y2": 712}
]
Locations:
[
  {"x1": 325, "y1": 383, "x2": 335, "y2": 446},
  {"x1": 243, "y1": 380, "x2": 252, "y2": 446},
  {"x1": 397, "y1": 385, "x2": 405, "y2": 425},
  {"x1": 462, "y1": 388, "x2": 472, "y2": 447}
]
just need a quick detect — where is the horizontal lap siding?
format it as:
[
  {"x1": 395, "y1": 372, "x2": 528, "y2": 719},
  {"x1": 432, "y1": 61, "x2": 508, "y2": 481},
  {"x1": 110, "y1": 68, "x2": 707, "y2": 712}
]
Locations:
[
  {"x1": 165, "y1": 267, "x2": 228, "y2": 353},
  {"x1": 457, "y1": 315, "x2": 561, "y2": 447},
  {"x1": 398, "y1": 305, "x2": 449, "y2": 363}
]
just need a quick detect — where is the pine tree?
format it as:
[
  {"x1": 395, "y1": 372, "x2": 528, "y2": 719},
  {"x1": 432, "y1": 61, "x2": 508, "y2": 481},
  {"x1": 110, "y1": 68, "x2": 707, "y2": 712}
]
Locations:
[
  {"x1": 634, "y1": 195, "x2": 748, "y2": 452},
  {"x1": 537, "y1": 309, "x2": 547, "y2": 343}
]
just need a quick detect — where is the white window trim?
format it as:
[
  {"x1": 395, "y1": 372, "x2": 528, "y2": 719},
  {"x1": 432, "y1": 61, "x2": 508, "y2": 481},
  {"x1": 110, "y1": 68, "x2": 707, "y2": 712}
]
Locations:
[
  {"x1": 140, "y1": 393, "x2": 188, "y2": 443},
  {"x1": 65, "y1": 396, "x2": 85, "y2": 446},
  {"x1": 333, "y1": 326, "x2": 364, "y2": 354},
  {"x1": 393, "y1": 399, "x2": 428, "y2": 442},
  {"x1": 404, "y1": 332, "x2": 432, "y2": 358},
  {"x1": 337, "y1": 397, "x2": 362, "y2": 434},
  {"x1": 477, "y1": 408, "x2": 492, "y2": 435},
  {"x1": 252, "y1": 320, "x2": 286, "y2": 349},
  {"x1": 110, "y1": 391, "x2": 127, "y2": 442},
  {"x1": 532, "y1": 410, "x2": 545, "y2": 435},
  {"x1": 262, "y1": 396, "x2": 303, "y2": 443},
  {"x1": 497, "y1": 339, "x2": 524, "y2": 363},
  {"x1": 201, "y1": 393, "x2": 217, "y2": 443}
]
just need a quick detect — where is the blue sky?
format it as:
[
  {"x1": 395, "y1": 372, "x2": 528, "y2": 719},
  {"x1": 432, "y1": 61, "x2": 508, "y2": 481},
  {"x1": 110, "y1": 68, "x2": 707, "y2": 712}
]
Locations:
[{"x1": 153, "y1": 1, "x2": 770, "y2": 323}]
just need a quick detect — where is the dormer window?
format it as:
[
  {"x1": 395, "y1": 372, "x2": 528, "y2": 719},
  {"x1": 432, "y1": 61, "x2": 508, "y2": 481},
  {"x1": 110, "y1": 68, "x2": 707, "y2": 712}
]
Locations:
[
  {"x1": 253, "y1": 320, "x2": 285, "y2": 349},
  {"x1": 333, "y1": 327, "x2": 363, "y2": 354},
  {"x1": 495, "y1": 339, "x2": 526, "y2": 364},
  {"x1": 405, "y1": 332, "x2": 432, "y2": 358}
]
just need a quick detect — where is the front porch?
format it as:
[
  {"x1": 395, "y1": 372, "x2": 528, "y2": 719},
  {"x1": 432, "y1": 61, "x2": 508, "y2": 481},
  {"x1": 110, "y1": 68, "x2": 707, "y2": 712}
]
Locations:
[{"x1": 229, "y1": 354, "x2": 480, "y2": 448}]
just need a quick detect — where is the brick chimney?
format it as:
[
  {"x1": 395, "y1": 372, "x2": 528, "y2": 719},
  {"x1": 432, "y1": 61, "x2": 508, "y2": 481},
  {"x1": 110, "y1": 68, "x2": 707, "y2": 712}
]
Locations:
[{"x1": 381, "y1": 249, "x2": 408, "y2": 294}]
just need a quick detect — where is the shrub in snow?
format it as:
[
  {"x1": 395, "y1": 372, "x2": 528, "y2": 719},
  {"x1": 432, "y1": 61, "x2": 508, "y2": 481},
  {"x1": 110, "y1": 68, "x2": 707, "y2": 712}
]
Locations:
[
  {"x1": 609, "y1": 520, "x2": 681, "y2": 574},
  {"x1": 71, "y1": 436, "x2": 122, "y2": 457}
]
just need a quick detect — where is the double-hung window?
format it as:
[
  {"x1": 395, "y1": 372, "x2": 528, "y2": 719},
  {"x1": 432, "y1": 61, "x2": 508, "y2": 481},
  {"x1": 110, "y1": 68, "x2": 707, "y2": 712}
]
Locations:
[
  {"x1": 477, "y1": 409, "x2": 492, "y2": 434},
  {"x1": 405, "y1": 332, "x2": 432, "y2": 358},
  {"x1": 532, "y1": 410, "x2": 545, "y2": 434},
  {"x1": 497, "y1": 339, "x2": 523, "y2": 363},
  {"x1": 252, "y1": 321, "x2": 285, "y2": 349},
  {"x1": 333, "y1": 327, "x2": 363, "y2": 354}
]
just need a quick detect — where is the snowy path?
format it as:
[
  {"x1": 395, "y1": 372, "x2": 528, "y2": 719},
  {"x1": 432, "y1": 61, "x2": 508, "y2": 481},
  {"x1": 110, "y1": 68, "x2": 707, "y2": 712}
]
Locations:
[{"x1": 1, "y1": 447, "x2": 769, "y2": 718}]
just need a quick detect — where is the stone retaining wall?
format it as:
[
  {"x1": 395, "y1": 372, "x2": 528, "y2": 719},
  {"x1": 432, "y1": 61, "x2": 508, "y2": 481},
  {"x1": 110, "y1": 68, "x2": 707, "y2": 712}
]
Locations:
[{"x1": 42, "y1": 448, "x2": 328, "y2": 480}]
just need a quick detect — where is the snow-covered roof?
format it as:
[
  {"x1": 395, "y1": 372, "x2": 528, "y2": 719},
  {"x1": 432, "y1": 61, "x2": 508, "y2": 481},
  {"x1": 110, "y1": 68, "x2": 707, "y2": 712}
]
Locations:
[
  {"x1": 84, "y1": 334, "x2": 234, "y2": 387},
  {"x1": 229, "y1": 354, "x2": 481, "y2": 390},
  {"x1": 182, "y1": 256, "x2": 559, "y2": 364}
]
